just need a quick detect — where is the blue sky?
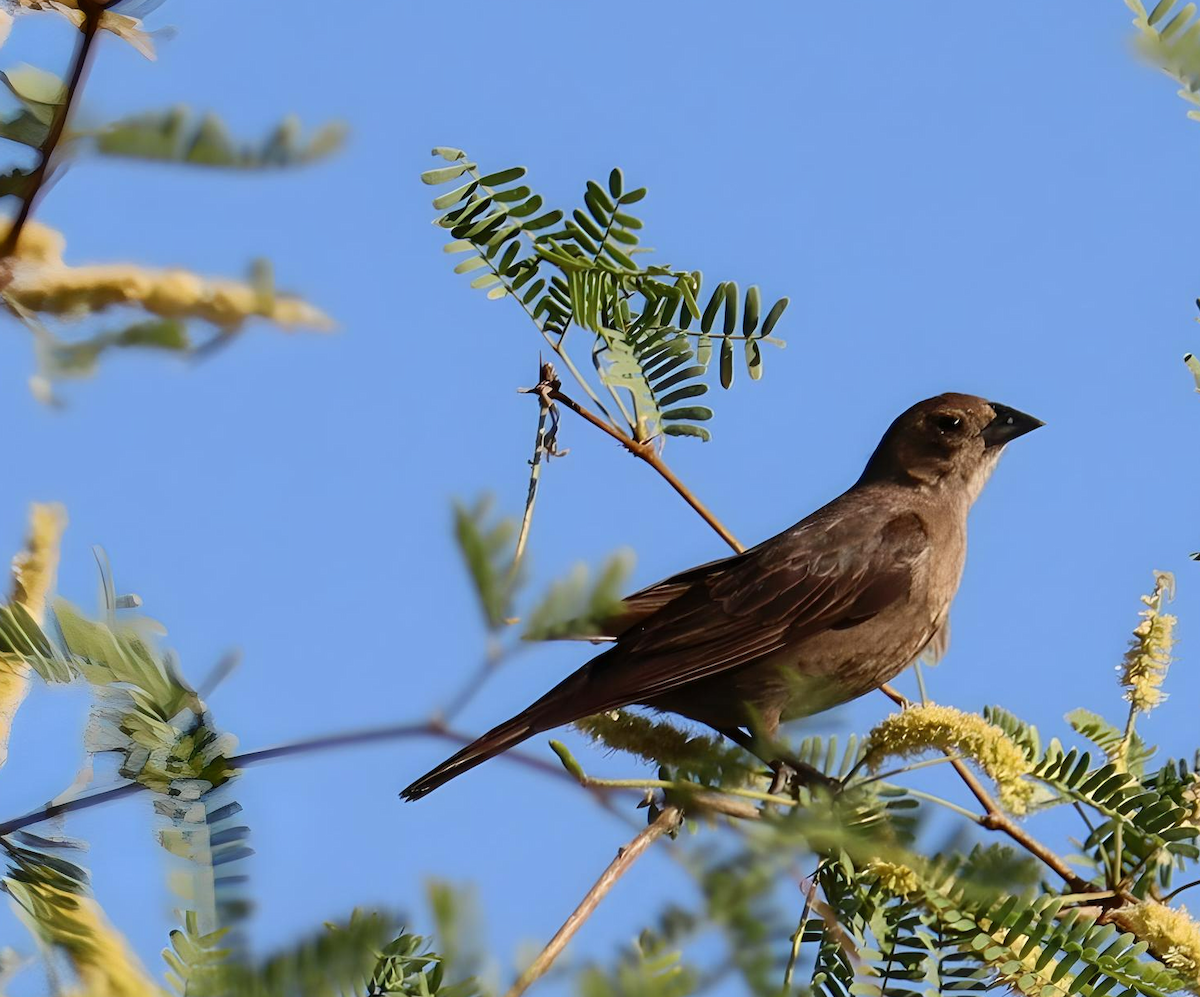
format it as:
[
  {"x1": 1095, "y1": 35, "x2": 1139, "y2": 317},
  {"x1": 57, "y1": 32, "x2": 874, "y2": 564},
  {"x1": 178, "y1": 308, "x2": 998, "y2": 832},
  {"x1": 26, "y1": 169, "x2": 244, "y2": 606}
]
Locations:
[{"x1": 1, "y1": 2, "x2": 1199, "y2": 994}]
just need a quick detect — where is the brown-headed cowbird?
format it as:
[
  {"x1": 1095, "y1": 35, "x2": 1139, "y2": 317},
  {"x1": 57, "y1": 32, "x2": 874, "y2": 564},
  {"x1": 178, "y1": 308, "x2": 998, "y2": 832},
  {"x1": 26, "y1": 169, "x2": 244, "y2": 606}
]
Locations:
[{"x1": 402, "y1": 393, "x2": 1042, "y2": 800}]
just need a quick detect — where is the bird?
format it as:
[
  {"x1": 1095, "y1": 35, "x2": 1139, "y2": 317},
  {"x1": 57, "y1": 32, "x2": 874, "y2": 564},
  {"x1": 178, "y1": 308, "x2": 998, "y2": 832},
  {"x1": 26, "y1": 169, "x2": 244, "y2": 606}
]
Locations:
[{"x1": 402, "y1": 393, "x2": 1043, "y2": 801}]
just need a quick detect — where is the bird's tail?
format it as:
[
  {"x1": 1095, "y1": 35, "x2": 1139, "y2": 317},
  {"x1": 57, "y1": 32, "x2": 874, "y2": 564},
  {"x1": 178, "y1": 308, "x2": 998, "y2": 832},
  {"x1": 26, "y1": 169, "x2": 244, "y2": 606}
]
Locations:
[
  {"x1": 401, "y1": 662, "x2": 604, "y2": 801},
  {"x1": 401, "y1": 712, "x2": 543, "y2": 800}
]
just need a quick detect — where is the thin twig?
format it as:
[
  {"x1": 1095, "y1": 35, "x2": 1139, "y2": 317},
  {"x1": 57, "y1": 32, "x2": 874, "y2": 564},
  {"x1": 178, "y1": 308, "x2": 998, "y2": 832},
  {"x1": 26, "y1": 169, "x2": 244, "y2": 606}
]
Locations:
[
  {"x1": 0, "y1": 721, "x2": 572, "y2": 838},
  {"x1": 0, "y1": 0, "x2": 115, "y2": 261},
  {"x1": 894, "y1": 786, "x2": 990, "y2": 823},
  {"x1": 1161, "y1": 878, "x2": 1200, "y2": 903},
  {"x1": 576, "y1": 773, "x2": 794, "y2": 809},
  {"x1": 783, "y1": 865, "x2": 822, "y2": 989},
  {"x1": 853, "y1": 753, "x2": 965, "y2": 787},
  {"x1": 510, "y1": 365, "x2": 559, "y2": 584},
  {"x1": 878, "y1": 682, "x2": 1092, "y2": 892},
  {"x1": 501, "y1": 806, "x2": 682, "y2": 997},
  {"x1": 547, "y1": 387, "x2": 744, "y2": 554}
]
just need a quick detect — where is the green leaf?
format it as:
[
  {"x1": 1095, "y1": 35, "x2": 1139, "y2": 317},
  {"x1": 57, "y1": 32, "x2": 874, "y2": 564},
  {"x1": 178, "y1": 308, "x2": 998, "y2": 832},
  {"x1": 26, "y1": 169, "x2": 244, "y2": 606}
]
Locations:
[
  {"x1": 0, "y1": 110, "x2": 49, "y2": 148},
  {"x1": 522, "y1": 210, "x2": 563, "y2": 231},
  {"x1": 700, "y1": 283, "x2": 725, "y2": 333},
  {"x1": 586, "y1": 179, "x2": 615, "y2": 216},
  {"x1": 549, "y1": 740, "x2": 586, "y2": 781},
  {"x1": 422, "y1": 162, "x2": 476, "y2": 185},
  {"x1": 477, "y1": 166, "x2": 526, "y2": 186},
  {"x1": 573, "y1": 208, "x2": 604, "y2": 241},
  {"x1": 663, "y1": 423, "x2": 712, "y2": 441},
  {"x1": 662, "y1": 406, "x2": 713, "y2": 421},
  {"x1": 603, "y1": 242, "x2": 638, "y2": 270},
  {"x1": 743, "y1": 285, "x2": 761, "y2": 335},
  {"x1": 745, "y1": 337, "x2": 763, "y2": 380},
  {"x1": 762, "y1": 296, "x2": 790, "y2": 336},
  {"x1": 1, "y1": 65, "x2": 65, "y2": 122},
  {"x1": 492, "y1": 186, "x2": 531, "y2": 204},
  {"x1": 507, "y1": 194, "x2": 544, "y2": 218},
  {"x1": 453, "y1": 257, "x2": 488, "y2": 275},
  {"x1": 431, "y1": 146, "x2": 466, "y2": 161},
  {"x1": 453, "y1": 497, "x2": 517, "y2": 631},
  {"x1": 608, "y1": 167, "x2": 624, "y2": 199},
  {"x1": 1149, "y1": 0, "x2": 1177, "y2": 26},
  {"x1": 432, "y1": 181, "x2": 477, "y2": 211},
  {"x1": 720, "y1": 335, "x2": 734, "y2": 388},
  {"x1": 722, "y1": 281, "x2": 739, "y2": 338},
  {"x1": 658, "y1": 383, "x2": 707, "y2": 407}
]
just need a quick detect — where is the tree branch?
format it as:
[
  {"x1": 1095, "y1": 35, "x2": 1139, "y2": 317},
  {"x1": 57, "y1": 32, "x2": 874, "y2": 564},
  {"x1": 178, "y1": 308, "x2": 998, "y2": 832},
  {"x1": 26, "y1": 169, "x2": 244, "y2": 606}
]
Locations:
[
  {"x1": 0, "y1": 720, "x2": 577, "y2": 838},
  {"x1": 0, "y1": 0, "x2": 115, "y2": 261},
  {"x1": 501, "y1": 806, "x2": 682, "y2": 997},
  {"x1": 544, "y1": 383, "x2": 745, "y2": 554}
]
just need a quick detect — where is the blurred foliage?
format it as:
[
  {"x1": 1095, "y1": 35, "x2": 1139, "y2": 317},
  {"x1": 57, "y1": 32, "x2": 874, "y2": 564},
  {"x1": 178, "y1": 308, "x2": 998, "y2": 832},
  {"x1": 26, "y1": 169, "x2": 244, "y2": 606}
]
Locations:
[
  {"x1": 93, "y1": 107, "x2": 347, "y2": 169},
  {"x1": 0, "y1": 3, "x2": 342, "y2": 400},
  {"x1": 522, "y1": 551, "x2": 634, "y2": 641},
  {"x1": 576, "y1": 932, "x2": 696, "y2": 997}
]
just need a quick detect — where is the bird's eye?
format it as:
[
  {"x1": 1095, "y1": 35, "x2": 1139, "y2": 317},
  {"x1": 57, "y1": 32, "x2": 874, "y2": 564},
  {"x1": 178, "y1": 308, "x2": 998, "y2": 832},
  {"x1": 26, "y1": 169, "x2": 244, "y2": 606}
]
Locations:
[{"x1": 935, "y1": 415, "x2": 962, "y2": 433}]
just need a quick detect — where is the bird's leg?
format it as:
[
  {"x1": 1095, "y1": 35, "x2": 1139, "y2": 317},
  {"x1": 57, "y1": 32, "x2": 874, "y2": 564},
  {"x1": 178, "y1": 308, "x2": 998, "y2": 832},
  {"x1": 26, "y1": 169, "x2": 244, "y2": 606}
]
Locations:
[{"x1": 715, "y1": 726, "x2": 837, "y2": 796}]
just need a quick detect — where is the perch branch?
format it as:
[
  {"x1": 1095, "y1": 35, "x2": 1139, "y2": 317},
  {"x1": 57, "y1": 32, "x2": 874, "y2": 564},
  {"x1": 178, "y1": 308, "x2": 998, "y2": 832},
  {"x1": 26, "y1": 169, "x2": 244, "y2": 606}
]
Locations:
[{"x1": 538, "y1": 379, "x2": 744, "y2": 554}]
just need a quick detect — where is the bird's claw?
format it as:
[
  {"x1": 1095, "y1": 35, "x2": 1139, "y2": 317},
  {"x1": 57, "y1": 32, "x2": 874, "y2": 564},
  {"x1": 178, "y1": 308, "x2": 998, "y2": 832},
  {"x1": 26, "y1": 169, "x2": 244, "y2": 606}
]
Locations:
[{"x1": 767, "y1": 759, "x2": 841, "y2": 798}]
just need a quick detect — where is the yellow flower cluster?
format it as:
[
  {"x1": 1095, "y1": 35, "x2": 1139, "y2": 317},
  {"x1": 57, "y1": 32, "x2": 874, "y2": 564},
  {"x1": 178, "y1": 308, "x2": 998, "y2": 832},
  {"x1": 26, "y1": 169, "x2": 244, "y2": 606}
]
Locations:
[
  {"x1": 1118, "y1": 901, "x2": 1200, "y2": 989},
  {"x1": 864, "y1": 858, "x2": 920, "y2": 896},
  {"x1": 864, "y1": 702, "x2": 1035, "y2": 815},
  {"x1": 10, "y1": 502, "x2": 66, "y2": 621},
  {"x1": 1, "y1": 220, "x2": 333, "y2": 332},
  {"x1": 0, "y1": 503, "x2": 66, "y2": 770},
  {"x1": 1120, "y1": 571, "x2": 1177, "y2": 714},
  {"x1": 13, "y1": 879, "x2": 158, "y2": 997},
  {"x1": 573, "y1": 709, "x2": 751, "y2": 784},
  {"x1": 1, "y1": 219, "x2": 67, "y2": 265}
]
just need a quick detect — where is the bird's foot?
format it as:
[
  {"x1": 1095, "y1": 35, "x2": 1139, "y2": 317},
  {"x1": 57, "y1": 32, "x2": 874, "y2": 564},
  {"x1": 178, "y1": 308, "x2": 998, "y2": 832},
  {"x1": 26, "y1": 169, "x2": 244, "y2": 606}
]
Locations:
[{"x1": 767, "y1": 758, "x2": 840, "y2": 798}]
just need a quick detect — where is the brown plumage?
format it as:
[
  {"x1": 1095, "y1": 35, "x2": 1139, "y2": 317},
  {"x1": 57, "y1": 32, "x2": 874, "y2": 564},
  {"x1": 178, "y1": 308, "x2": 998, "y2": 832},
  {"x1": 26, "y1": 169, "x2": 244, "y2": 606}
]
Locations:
[{"x1": 402, "y1": 393, "x2": 1042, "y2": 801}]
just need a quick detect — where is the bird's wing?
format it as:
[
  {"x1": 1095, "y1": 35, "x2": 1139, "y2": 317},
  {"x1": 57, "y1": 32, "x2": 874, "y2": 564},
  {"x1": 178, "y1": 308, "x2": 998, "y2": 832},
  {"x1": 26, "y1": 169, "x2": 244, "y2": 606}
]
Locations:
[{"x1": 582, "y1": 510, "x2": 929, "y2": 706}]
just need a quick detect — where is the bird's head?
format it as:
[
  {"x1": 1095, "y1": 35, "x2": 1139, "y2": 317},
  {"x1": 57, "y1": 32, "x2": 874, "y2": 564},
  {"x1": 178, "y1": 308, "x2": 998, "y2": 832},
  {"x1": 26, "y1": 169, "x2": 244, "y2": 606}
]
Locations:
[{"x1": 859, "y1": 393, "x2": 1043, "y2": 499}]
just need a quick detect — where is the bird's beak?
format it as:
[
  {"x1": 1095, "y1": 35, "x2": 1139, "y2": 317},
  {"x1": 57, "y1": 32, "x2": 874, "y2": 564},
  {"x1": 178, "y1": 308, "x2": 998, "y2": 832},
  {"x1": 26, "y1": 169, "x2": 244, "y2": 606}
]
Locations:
[{"x1": 982, "y1": 403, "x2": 1044, "y2": 448}]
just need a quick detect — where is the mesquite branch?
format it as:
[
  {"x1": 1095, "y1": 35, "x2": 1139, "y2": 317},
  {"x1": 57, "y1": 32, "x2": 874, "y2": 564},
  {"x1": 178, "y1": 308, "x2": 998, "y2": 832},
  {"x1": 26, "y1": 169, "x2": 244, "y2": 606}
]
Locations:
[{"x1": 0, "y1": 0, "x2": 119, "y2": 262}]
